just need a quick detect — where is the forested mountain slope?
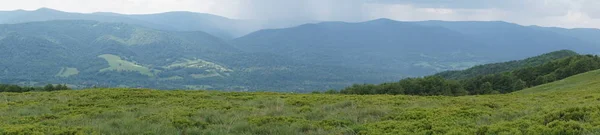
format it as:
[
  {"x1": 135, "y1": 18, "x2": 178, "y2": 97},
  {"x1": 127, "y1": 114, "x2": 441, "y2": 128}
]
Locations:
[
  {"x1": 233, "y1": 19, "x2": 490, "y2": 76},
  {"x1": 339, "y1": 52, "x2": 600, "y2": 96},
  {"x1": 234, "y1": 19, "x2": 600, "y2": 77},
  {"x1": 435, "y1": 50, "x2": 579, "y2": 79},
  {"x1": 416, "y1": 21, "x2": 600, "y2": 58},
  {"x1": 0, "y1": 20, "x2": 378, "y2": 91}
]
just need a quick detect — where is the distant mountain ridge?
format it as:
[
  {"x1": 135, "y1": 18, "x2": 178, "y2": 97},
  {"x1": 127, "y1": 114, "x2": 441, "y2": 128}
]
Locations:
[
  {"x1": 0, "y1": 20, "x2": 380, "y2": 91},
  {"x1": 233, "y1": 19, "x2": 489, "y2": 76},
  {"x1": 0, "y1": 8, "x2": 288, "y2": 39},
  {"x1": 232, "y1": 19, "x2": 600, "y2": 77},
  {"x1": 3, "y1": 9, "x2": 600, "y2": 91}
]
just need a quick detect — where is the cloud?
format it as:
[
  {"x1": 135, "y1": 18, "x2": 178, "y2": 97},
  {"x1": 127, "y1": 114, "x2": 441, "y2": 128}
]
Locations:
[
  {"x1": 235, "y1": 0, "x2": 368, "y2": 21},
  {"x1": 0, "y1": 0, "x2": 599, "y2": 28},
  {"x1": 364, "y1": 3, "x2": 509, "y2": 21}
]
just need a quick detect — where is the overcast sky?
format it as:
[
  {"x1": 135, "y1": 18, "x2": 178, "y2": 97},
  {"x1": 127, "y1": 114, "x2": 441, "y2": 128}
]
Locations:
[{"x1": 1, "y1": 0, "x2": 600, "y2": 28}]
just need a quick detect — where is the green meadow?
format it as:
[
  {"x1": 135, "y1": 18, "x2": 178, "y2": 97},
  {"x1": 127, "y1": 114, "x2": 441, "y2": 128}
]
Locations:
[
  {"x1": 3, "y1": 69, "x2": 600, "y2": 134},
  {"x1": 98, "y1": 54, "x2": 156, "y2": 77}
]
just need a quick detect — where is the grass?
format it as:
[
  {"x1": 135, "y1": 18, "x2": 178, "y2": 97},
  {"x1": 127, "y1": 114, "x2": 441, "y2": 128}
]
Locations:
[
  {"x1": 516, "y1": 69, "x2": 600, "y2": 94},
  {"x1": 55, "y1": 67, "x2": 79, "y2": 77},
  {"x1": 165, "y1": 59, "x2": 232, "y2": 72},
  {"x1": 98, "y1": 54, "x2": 156, "y2": 77},
  {"x1": 1, "y1": 86, "x2": 600, "y2": 134},
  {"x1": 4, "y1": 70, "x2": 600, "y2": 134}
]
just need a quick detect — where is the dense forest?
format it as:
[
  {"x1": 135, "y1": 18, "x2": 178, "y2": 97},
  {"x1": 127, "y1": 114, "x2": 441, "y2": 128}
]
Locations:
[
  {"x1": 339, "y1": 54, "x2": 600, "y2": 96},
  {"x1": 435, "y1": 50, "x2": 579, "y2": 79}
]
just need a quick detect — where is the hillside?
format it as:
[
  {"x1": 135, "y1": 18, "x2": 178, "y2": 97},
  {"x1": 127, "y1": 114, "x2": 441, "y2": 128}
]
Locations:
[
  {"x1": 1, "y1": 88, "x2": 600, "y2": 134},
  {"x1": 233, "y1": 19, "x2": 492, "y2": 76},
  {"x1": 3, "y1": 14, "x2": 600, "y2": 91},
  {"x1": 234, "y1": 19, "x2": 600, "y2": 77},
  {"x1": 435, "y1": 50, "x2": 579, "y2": 80},
  {"x1": 516, "y1": 69, "x2": 600, "y2": 94},
  {"x1": 0, "y1": 20, "x2": 377, "y2": 91},
  {"x1": 340, "y1": 53, "x2": 600, "y2": 95}
]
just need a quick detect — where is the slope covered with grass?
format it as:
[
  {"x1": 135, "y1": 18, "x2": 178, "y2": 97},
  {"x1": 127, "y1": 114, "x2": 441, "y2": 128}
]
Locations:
[
  {"x1": 516, "y1": 69, "x2": 600, "y2": 94},
  {"x1": 2, "y1": 88, "x2": 600, "y2": 134}
]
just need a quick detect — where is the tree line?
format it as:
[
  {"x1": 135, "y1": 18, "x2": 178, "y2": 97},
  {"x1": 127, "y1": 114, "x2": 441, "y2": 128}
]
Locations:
[
  {"x1": 337, "y1": 54, "x2": 600, "y2": 96},
  {"x1": 435, "y1": 50, "x2": 578, "y2": 80},
  {"x1": 0, "y1": 84, "x2": 71, "y2": 93}
]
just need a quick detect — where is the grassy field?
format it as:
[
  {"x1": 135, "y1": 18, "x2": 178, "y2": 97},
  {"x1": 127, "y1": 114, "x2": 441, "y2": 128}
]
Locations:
[
  {"x1": 2, "y1": 70, "x2": 600, "y2": 134},
  {"x1": 1, "y1": 90, "x2": 599, "y2": 134},
  {"x1": 98, "y1": 54, "x2": 155, "y2": 77},
  {"x1": 55, "y1": 67, "x2": 79, "y2": 77},
  {"x1": 516, "y1": 69, "x2": 600, "y2": 94}
]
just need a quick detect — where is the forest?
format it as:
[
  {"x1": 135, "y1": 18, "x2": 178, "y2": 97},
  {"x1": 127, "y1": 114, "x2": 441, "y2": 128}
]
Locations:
[
  {"x1": 0, "y1": 84, "x2": 71, "y2": 93},
  {"x1": 339, "y1": 54, "x2": 600, "y2": 96}
]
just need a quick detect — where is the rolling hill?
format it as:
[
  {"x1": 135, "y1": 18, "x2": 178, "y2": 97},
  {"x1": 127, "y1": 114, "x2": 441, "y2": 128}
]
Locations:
[
  {"x1": 516, "y1": 69, "x2": 600, "y2": 94},
  {"x1": 339, "y1": 51, "x2": 600, "y2": 96},
  {"x1": 2, "y1": 86, "x2": 600, "y2": 134},
  {"x1": 435, "y1": 50, "x2": 579, "y2": 80}
]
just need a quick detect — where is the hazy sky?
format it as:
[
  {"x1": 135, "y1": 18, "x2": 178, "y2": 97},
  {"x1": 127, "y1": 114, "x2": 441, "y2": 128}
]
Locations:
[{"x1": 1, "y1": 0, "x2": 600, "y2": 28}]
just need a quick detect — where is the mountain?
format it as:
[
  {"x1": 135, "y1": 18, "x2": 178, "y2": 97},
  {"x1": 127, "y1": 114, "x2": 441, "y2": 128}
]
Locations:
[
  {"x1": 0, "y1": 8, "x2": 161, "y2": 28},
  {"x1": 0, "y1": 20, "x2": 374, "y2": 91},
  {"x1": 0, "y1": 8, "x2": 260, "y2": 39},
  {"x1": 234, "y1": 19, "x2": 600, "y2": 78},
  {"x1": 416, "y1": 21, "x2": 600, "y2": 58},
  {"x1": 435, "y1": 50, "x2": 579, "y2": 80},
  {"x1": 3, "y1": 15, "x2": 600, "y2": 91},
  {"x1": 531, "y1": 26, "x2": 600, "y2": 46},
  {"x1": 339, "y1": 52, "x2": 600, "y2": 96},
  {"x1": 121, "y1": 11, "x2": 250, "y2": 39},
  {"x1": 233, "y1": 19, "x2": 491, "y2": 77}
]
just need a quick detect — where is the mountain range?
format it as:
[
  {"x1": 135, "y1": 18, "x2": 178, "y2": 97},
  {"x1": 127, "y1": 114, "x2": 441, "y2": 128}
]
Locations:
[
  {"x1": 0, "y1": 8, "x2": 309, "y2": 39},
  {"x1": 2, "y1": 8, "x2": 600, "y2": 91}
]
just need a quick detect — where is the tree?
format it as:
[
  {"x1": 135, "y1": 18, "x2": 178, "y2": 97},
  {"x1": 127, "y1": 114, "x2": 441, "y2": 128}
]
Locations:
[
  {"x1": 480, "y1": 82, "x2": 494, "y2": 94},
  {"x1": 44, "y1": 84, "x2": 55, "y2": 91},
  {"x1": 55, "y1": 84, "x2": 70, "y2": 90}
]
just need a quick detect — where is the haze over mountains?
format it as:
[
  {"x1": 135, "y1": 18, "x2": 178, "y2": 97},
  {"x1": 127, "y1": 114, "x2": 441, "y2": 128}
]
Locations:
[
  {"x1": 2, "y1": 8, "x2": 600, "y2": 91},
  {"x1": 0, "y1": 8, "x2": 308, "y2": 39}
]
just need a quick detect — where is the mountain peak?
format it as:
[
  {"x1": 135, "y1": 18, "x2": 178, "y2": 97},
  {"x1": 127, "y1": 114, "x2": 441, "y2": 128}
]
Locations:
[
  {"x1": 369, "y1": 18, "x2": 397, "y2": 23},
  {"x1": 33, "y1": 7, "x2": 62, "y2": 13}
]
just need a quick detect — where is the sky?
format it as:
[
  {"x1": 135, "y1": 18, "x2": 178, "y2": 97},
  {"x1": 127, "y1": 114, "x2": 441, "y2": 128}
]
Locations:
[{"x1": 1, "y1": 0, "x2": 600, "y2": 28}]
